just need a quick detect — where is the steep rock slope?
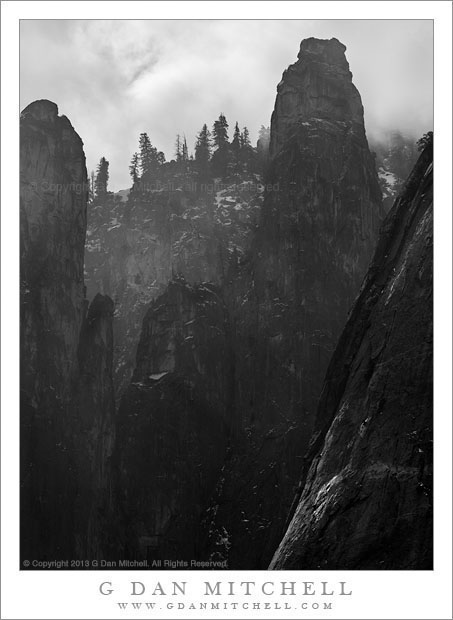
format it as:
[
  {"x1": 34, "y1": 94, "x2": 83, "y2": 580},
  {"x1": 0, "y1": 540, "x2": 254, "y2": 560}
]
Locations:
[
  {"x1": 112, "y1": 38, "x2": 385, "y2": 568},
  {"x1": 85, "y1": 176, "x2": 262, "y2": 398},
  {"x1": 201, "y1": 37, "x2": 385, "y2": 568},
  {"x1": 110, "y1": 279, "x2": 231, "y2": 561},
  {"x1": 236, "y1": 37, "x2": 383, "y2": 434},
  {"x1": 76, "y1": 293, "x2": 115, "y2": 557},
  {"x1": 20, "y1": 100, "x2": 115, "y2": 561},
  {"x1": 270, "y1": 37, "x2": 366, "y2": 156},
  {"x1": 270, "y1": 141, "x2": 433, "y2": 570}
]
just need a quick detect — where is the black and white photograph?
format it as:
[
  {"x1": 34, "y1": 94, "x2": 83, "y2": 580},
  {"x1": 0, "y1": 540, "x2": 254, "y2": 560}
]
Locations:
[{"x1": 2, "y1": 2, "x2": 452, "y2": 619}]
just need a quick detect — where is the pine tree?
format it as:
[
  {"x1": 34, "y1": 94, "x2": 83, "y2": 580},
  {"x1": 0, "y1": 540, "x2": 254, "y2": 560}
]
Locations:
[
  {"x1": 240, "y1": 126, "x2": 251, "y2": 148},
  {"x1": 139, "y1": 132, "x2": 154, "y2": 178},
  {"x1": 212, "y1": 113, "x2": 229, "y2": 149},
  {"x1": 231, "y1": 122, "x2": 241, "y2": 173},
  {"x1": 138, "y1": 132, "x2": 164, "y2": 183},
  {"x1": 94, "y1": 157, "x2": 109, "y2": 197},
  {"x1": 257, "y1": 125, "x2": 270, "y2": 173},
  {"x1": 238, "y1": 126, "x2": 255, "y2": 172},
  {"x1": 175, "y1": 134, "x2": 182, "y2": 162},
  {"x1": 231, "y1": 122, "x2": 241, "y2": 151},
  {"x1": 212, "y1": 113, "x2": 231, "y2": 177},
  {"x1": 195, "y1": 123, "x2": 212, "y2": 180},
  {"x1": 129, "y1": 152, "x2": 140, "y2": 185},
  {"x1": 182, "y1": 135, "x2": 189, "y2": 162},
  {"x1": 257, "y1": 125, "x2": 270, "y2": 150}
]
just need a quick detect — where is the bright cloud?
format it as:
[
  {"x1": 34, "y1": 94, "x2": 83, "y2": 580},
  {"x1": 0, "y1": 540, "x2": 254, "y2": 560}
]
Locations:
[{"x1": 20, "y1": 20, "x2": 433, "y2": 190}]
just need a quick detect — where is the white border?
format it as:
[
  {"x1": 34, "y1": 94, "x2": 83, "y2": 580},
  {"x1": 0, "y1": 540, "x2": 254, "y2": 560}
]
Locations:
[{"x1": 2, "y1": 3, "x2": 451, "y2": 619}]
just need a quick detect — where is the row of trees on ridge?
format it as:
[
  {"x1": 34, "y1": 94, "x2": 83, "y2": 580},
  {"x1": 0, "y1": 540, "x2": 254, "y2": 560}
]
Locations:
[{"x1": 90, "y1": 117, "x2": 271, "y2": 199}]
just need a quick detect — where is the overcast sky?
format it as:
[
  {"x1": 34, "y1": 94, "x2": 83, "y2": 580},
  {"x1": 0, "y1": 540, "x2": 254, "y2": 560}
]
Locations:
[{"x1": 20, "y1": 20, "x2": 433, "y2": 190}]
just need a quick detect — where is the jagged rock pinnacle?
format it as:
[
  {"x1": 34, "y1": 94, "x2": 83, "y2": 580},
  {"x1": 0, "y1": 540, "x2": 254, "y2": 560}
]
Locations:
[
  {"x1": 270, "y1": 37, "x2": 363, "y2": 157},
  {"x1": 297, "y1": 37, "x2": 348, "y2": 67},
  {"x1": 21, "y1": 99, "x2": 59, "y2": 122}
]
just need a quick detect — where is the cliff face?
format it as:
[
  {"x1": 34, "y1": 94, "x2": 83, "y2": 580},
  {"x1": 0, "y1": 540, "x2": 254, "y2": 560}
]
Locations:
[
  {"x1": 20, "y1": 100, "x2": 87, "y2": 407},
  {"x1": 84, "y1": 177, "x2": 262, "y2": 399},
  {"x1": 111, "y1": 38, "x2": 385, "y2": 568},
  {"x1": 20, "y1": 100, "x2": 115, "y2": 561},
  {"x1": 201, "y1": 37, "x2": 384, "y2": 567},
  {"x1": 270, "y1": 38, "x2": 366, "y2": 156},
  {"x1": 235, "y1": 37, "x2": 383, "y2": 433},
  {"x1": 21, "y1": 41, "x2": 431, "y2": 571},
  {"x1": 75, "y1": 293, "x2": 115, "y2": 557},
  {"x1": 270, "y1": 141, "x2": 433, "y2": 570},
  {"x1": 227, "y1": 38, "x2": 383, "y2": 441},
  {"x1": 111, "y1": 280, "x2": 230, "y2": 561}
]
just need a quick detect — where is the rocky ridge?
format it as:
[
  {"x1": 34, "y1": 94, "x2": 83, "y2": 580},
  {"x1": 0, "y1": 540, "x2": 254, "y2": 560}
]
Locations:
[{"x1": 270, "y1": 139, "x2": 433, "y2": 570}]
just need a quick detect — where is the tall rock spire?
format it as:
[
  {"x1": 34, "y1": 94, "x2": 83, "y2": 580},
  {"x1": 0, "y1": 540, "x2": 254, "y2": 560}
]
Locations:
[
  {"x1": 20, "y1": 100, "x2": 115, "y2": 562},
  {"x1": 270, "y1": 37, "x2": 365, "y2": 157},
  {"x1": 107, "y1": 38, "x2": 386, "y2": 569},
  {"x1": 206, "y1": 38, "x2": 386, "y2": 567},
  {"x1": 240, "y1": 36, "x2": 384, "y2": 441}
]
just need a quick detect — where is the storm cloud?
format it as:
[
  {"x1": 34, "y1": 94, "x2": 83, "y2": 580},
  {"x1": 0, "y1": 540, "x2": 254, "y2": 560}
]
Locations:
[{"x1": 20, "y1": 19, "x2": 433, "y2": 190}]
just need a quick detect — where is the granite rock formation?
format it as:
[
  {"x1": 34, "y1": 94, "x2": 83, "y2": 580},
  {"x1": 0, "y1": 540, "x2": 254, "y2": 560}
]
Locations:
[
  {"x1": 110, "y1": 279, "x2": 231, "y2": 561},
  {"x1": 270, "y1": 139, "x2": 433, "y2": 570},
  {"x1": 112, "y1": 37, "x2": 385, "y2": 568},
  {"x1": 270, "y1": 37, "x2": 365, "y2": 156},
  {"x1": 85, "y1": 177, "x2": 262, "y2": 399},
  {"x1": 237, "y1": 36, "x2": 383, "y2": 432},
  {"x1": 199, "y1": 37, "x2": 385, "y2": 567},
  {"x1": 20, "y1": 100, "x2": 115, "y2": 562}
]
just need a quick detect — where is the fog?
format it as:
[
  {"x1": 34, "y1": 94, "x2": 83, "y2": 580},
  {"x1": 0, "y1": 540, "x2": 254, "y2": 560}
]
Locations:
[{"x1": 20, "y1": 20, "x2": 433, "y2": 190}]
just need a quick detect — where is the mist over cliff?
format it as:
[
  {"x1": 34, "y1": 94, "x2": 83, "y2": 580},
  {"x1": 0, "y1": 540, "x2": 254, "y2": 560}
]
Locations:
[
  {"x1": 20, "y1": 34, "x2": 432, "y2": 571},
  {"x1": 20, "y1": 20, "x2": 433, "y2": 190}
]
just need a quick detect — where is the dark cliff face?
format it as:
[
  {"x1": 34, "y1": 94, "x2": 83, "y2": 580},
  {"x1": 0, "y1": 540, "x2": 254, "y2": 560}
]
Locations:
[
  {"x1": 21, "y1": 100, "x2": 87, "y2": 404},
  {"x1": 236, "y1": 36, "x2": 384, "y2": 431},
  {"x1": 230, "y1": 37, "x2": 383, "y2": 442},
  {"x1": 84, "y1": 178, "x2": 262, "y2": 399},
  {"x1": 270, "y1": 37, "x2": 365, "y2": 157},
  {"x1": 20, "y1": 100, "x2": 115, "y2": 561},
  {"x1": 76, "y1": 293, "x2": 115, "y2": 557},
  {"x1": 111, "y1": 280, "x2": 230, "y2": 561},
  {"x1": 202, "y1": 37, "x2": 384, "y2": 567},
  {"x1": 270, "y1": 141, "x2": 433, "y2": 570},
  {"x1": 111, "y1": 38, "x2": 385, "y2": 568}
]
